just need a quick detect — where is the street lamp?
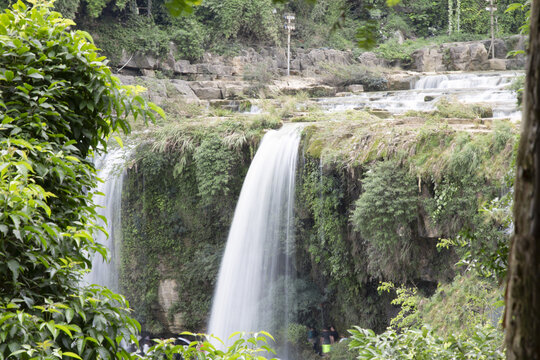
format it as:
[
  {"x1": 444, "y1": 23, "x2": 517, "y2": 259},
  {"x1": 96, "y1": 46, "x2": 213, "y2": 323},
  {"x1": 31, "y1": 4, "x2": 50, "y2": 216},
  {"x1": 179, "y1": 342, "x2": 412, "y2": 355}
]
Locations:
[
  {"x1": 486, "y1": 0, "x2": 497, "y2": 59},
  {"x1": 284, "y1": 13, "x2": 295, "y2": 76}
]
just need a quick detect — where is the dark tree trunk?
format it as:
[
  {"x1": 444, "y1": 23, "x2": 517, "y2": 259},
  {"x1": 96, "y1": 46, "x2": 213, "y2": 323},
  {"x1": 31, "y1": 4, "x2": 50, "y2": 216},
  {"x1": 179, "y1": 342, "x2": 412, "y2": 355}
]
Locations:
[{"x1": 505, "y1": 1, "x2": 540, "y2": 358}]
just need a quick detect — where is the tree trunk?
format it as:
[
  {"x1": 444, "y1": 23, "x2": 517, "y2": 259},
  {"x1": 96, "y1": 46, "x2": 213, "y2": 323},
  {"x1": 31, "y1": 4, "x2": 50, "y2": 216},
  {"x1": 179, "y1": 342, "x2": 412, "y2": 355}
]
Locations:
[{"x1": 505, "y1": 1, "x2": 540, "y2": 358}]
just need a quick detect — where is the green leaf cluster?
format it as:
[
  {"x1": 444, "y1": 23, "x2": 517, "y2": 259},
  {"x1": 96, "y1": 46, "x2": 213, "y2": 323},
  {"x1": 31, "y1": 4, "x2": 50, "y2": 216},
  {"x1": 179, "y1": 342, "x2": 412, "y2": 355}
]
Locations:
[
  {"x1": 0, "y1": 0, "x2": 161, "y2": 357},
  {"x1": 348, "y1": 324, "x2": 504, "y2": 359}
]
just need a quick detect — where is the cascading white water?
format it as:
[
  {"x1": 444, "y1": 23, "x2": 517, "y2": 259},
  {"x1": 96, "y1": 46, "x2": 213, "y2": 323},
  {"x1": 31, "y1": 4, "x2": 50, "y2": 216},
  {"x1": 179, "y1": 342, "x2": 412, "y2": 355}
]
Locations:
[
  {"x1": 84, "y1": 147, "x2": 130, "y2": 291},
  {"x1": 208, "y1": 124, "x2": 303, "y2": 346},
  {"x1": 317, "y1": 71, "x2": 523, "y2": 121}
]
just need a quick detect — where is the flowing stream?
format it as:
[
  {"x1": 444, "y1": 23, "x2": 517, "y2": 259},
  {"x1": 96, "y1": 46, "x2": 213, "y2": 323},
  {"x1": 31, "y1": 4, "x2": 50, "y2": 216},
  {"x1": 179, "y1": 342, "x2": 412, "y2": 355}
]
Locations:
[
  {"x1": 317, "y1": 71, "x2": 522, "y2": 121},
  {"x1": 83, "y1": 147, "x2": 130, "y2": 291},
  {"x1": 208, "y1": 124, "x2": 303, "y2": 348}
]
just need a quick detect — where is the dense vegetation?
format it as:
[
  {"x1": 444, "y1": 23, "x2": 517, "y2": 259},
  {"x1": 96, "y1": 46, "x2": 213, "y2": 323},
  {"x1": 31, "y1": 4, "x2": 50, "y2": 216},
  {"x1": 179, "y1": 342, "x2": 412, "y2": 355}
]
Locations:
[
  {"x1": 0, "y1": 0, "x2": 527, "y2": 63},
  {"x1": 0, "y1": 1, "x2": 161, "y2": 357}
]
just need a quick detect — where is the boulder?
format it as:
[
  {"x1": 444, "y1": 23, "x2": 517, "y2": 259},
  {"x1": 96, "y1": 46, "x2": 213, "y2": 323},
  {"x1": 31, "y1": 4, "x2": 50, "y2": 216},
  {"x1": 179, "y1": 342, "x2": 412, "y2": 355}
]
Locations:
[
  {"x1": 189, "y1": 82, "x2": 223, "y2": 99},
  {"x1": 221, "y1": 83, "x2": 245, "y2": 99},
  {"x1": 347, "y1": 84, "x2": 364, "y2": 93},
  {"x1": 141, "y1": 69, "x2": 155, "y2": 77},
  {"x1": 357, "y1": 52, "x2": 386, "y2": 67},
  {"x1": 505, "y1": 35, "x2": 527, "y2": 70},
  {"x1": 488, "y1": 58, "x2": 506, "y2": 71},
  {"x1": 131, "y1": 52, "x2": 159, "y2": 69},
  {"x1": 169, "y1": 79, "x2": 199, "y2": 100},
  {"x1": 387, "y1": 74, "x2": 415, "y2": 91},
  {"x1": 482, "y1": 39, "x2": 507, "y2": 59},
  {"x1": 174, "y1": 60, "x2": 197, "y2": 74},
  {"x1": 446, "y1": 42, "x2": 488, "y2": 71},
  {"x1": 468, "y1": 43, "x2": 489, "y2": 70},
  {"x1": 411, "y1": 47, "x2": 444, "y2": 72}
]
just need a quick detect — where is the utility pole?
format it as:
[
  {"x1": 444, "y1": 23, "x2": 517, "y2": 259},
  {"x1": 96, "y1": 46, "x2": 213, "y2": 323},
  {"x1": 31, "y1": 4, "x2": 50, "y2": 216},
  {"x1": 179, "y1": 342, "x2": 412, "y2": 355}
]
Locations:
[
  {"x1": 284, "y1": 13, "x2": 295, "y2": 76},
  {"x1": 486, "y1": 0, "x2": 496, "y2": 59}
]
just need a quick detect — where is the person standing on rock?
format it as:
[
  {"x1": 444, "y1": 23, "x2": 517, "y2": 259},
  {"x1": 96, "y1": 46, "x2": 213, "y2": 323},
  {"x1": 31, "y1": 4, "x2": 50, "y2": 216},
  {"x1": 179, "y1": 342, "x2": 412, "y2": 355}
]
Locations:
[
  {"x1": 320, "y1": 327, "x2": 332, "y2": 354},
  {"x1": 307, "y1": 326, "x2": 319, "y2": 354},
  {"x1": 329, "y1": 325, "x2": 339, "y2": 344}
]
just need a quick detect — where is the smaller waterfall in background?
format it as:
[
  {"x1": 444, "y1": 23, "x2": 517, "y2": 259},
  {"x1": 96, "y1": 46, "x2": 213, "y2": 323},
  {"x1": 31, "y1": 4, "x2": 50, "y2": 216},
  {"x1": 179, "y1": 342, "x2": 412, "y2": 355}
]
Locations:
[
  {"x1": 317, "y1": 71, "x2": 522, "y2": 121},
  {"x1": 208, "y1": 124, "x2": 303, "y2": 351},
  {"x1": 84, "y1": 147, "x2": 130, "y2": 291}
]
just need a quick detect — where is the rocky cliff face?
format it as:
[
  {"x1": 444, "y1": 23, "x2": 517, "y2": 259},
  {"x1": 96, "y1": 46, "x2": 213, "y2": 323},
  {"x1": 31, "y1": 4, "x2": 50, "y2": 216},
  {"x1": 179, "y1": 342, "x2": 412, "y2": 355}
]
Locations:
[
  {"x1": 115, "y1": 46, "x2": 355, "y2": 80},
  {"x1": 118, "y1": 111, "x2": 516, "y2": 335},
  {"x1": 112, "y1": 37, "x2": 525, "y2": 104},
  {"x1": 410, "y1": 36, "x2": 526, "y2": 72}
]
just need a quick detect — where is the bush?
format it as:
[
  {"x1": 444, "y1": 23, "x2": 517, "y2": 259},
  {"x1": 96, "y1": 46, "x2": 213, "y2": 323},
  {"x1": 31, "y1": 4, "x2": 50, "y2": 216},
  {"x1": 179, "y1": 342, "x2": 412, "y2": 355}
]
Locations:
[
  {"x1": 0, "y1": 1, "x2": 161, "y2": 358},
  {"x1": 328, "y1": 338, "x2": 356, "y2": 360},
  {"x1": 286, "y1": 323, "x2": 309, "y2": 346},
  {"x1": 321, "y1": 63, "x2": 388, "y2": 91},
  {"x1": 349, "y1": 325, "x2": 504, "y2": 359},
  {"x1": 351, "y1": 161, "x2": 419, "y2": 280}
]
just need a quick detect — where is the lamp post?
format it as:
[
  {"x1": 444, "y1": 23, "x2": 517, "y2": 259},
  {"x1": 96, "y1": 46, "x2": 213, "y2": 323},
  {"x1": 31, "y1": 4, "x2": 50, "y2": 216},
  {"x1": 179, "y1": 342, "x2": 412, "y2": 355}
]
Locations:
[
  {"x1": 486, "y1": 0, "x2": 497, "y2": 59},
  {"x1": 284, "y1": 13, "x2": 295, "y2": 76}
]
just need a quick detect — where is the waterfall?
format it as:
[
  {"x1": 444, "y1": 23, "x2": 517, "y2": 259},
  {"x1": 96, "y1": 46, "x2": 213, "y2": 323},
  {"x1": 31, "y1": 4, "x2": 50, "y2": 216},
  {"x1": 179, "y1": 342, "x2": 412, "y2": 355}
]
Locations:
[
  {"x1": 84, "y1": 147, "x2": 130, "y2": 291},
  {"x1": 208, "y1": 123, "x2": 303, "y2": 347},
  {"x1": 317, "y1": 71, "x2": 522, "y2": 121}
]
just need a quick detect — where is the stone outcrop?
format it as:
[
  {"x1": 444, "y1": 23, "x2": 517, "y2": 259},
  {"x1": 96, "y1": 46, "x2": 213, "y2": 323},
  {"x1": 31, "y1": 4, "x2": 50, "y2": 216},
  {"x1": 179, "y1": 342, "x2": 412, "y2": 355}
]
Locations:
[
  {"x1": 157, "y1": 279, "x2": 183, "y2": 333},
  {"x1": 411, "y1": 36, "x2": 527, "y2": 72},
  {"x1": 114, "y1": 46, "x2": 354, "y2": 80},
  {"x1": 112, "y1": 37, "x2": 526, "y2": 102}
]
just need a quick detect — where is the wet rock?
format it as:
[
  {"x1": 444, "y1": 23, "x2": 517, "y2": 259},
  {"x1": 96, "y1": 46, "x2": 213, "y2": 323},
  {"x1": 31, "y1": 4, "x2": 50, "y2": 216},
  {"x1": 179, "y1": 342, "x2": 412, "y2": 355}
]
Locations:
[{"x1": 347, "y1": 84, "x2": 364, "y2": 93}]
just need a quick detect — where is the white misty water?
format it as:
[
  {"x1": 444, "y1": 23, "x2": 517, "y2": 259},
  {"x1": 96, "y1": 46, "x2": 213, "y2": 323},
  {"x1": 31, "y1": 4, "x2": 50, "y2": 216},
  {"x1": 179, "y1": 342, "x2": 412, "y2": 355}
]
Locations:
[
  {"x1": 83, "y1": 147, "x2": 130, "y2": 291},
  {"x1": 208, "y1": 123, "x2": 303, "y2": 346},
  {"x1": 317, "y1": 71, "x2": 522, "y2": 121}
]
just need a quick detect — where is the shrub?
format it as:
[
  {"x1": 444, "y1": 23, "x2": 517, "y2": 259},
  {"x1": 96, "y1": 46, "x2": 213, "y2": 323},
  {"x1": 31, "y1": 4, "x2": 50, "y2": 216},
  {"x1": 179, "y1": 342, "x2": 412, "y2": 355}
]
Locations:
[
  {"x1": 0, "y1": 1, "x2": 161, "y2": 358},
  {"x1": 351, "y1": 161, "x2": 419, "y2": 280},
  {"x1": 349, "y1": 325, "x2": 504, "y2": 359}
]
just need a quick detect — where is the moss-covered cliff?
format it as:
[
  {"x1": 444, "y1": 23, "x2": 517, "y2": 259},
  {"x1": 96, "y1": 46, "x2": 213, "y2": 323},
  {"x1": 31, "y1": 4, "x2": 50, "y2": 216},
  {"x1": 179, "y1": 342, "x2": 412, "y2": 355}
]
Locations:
[{"x1": 118, "y1": 105, "x2": 516, "y2": 336}]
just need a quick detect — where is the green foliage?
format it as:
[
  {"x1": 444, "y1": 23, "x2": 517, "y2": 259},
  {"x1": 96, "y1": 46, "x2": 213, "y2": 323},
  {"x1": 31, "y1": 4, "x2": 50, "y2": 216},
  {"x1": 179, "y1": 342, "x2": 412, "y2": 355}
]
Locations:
[
  {"x1": 508, "y1": 74, "x2": 525, "y2": 105},
  {"x1": 89, "y1": 16, "x2": 173, "y2": 61},
  {"x1": 169, "y1": 16, "x2": 206, "y2": 62},
  {"x1": 52, "y1": 0, "x2": 80, "y2": 18},
  {"x1": 0, "y1": 0, "x2": 160, "y2": 358},
  {"x1": 505, "y1": 0, "x2": 530, "y2": 35},
  {"x1": 438, "y1": 160, "x2": 514, "y2": 281},
  {"x1": 299, "y1": 159, "x2": 351, "y2": 282},
  {"x1": 351, "y1": 161, "x2": 418, "y2": 280},
  {"x1": 193, "y1": 135, "x2": 243, "y2": 204},
  {"x1": 197, "y1": 0, "x2": 281, "y2": 45},
  {"x1": 286, "y1": 323, "x2": 309, "y2": 346},
  {"x1": 145, "y1": 332, "x2": 277, "y2": 360},
  {"x1": 349, "y1": 324, "x2": 504, "y2": 359},
  {"x1": 377, "y1": 282, "x2": 420, "y2": 330},
  {"x1": 321, "y1": 63, "x2": 388, "y2": 91},
  {"x1": 328, "y1": 339, "x2": 356, "y2": 360},
  {"x1": 418, "y1": 274, "x2": 503, "y2": 337}
]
